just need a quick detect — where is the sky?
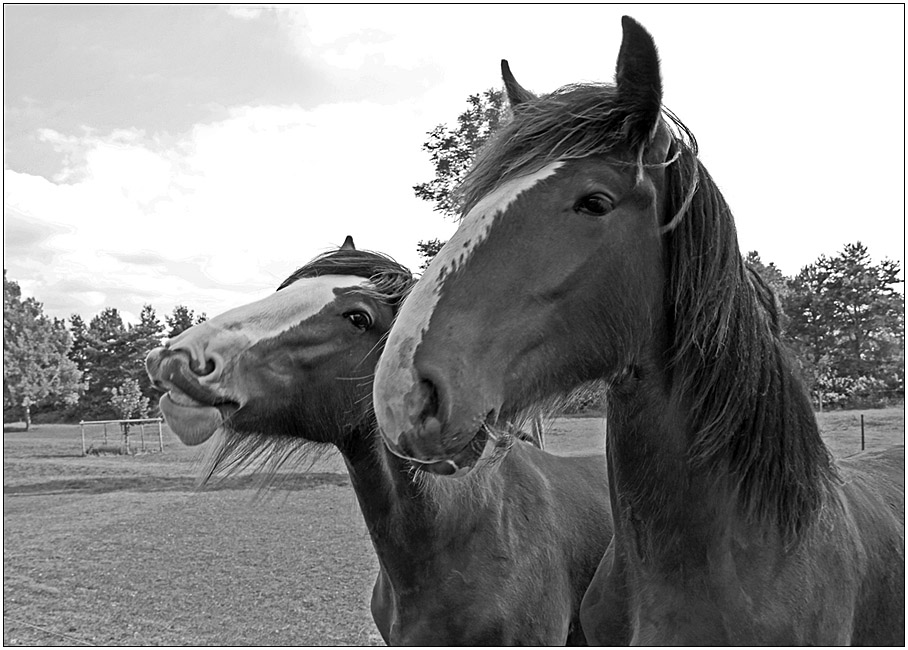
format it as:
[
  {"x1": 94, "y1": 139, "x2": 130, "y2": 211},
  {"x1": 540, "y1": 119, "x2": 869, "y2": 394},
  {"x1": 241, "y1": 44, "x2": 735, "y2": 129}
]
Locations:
[{"x1": 4, "y1": 4, "x2": 905, "y2": 325}]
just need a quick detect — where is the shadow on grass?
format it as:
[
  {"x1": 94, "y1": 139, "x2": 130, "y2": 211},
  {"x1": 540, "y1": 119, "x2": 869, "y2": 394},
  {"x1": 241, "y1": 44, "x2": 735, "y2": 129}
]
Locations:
[{"x1": 3, "y1": 472, "x2": 350, "y2": 497}]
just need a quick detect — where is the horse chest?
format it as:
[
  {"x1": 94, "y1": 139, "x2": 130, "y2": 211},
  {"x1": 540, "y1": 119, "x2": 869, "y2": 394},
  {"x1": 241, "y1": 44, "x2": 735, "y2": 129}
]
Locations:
[{"x1": 627, "y1": 533, "x2": 864, "y2": 645}]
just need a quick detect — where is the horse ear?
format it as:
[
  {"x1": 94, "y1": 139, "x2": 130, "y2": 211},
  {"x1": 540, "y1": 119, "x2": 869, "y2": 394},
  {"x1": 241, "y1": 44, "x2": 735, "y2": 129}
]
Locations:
[
  {"x1": 501, "y1": 60, "x2": 536, "y2": 107},
  {"x1": 341, "y1": 235, "x2": 356, "y2": 251},
  {"x1": 614, "y1": 16, "x2": 663, "y2": 143}
]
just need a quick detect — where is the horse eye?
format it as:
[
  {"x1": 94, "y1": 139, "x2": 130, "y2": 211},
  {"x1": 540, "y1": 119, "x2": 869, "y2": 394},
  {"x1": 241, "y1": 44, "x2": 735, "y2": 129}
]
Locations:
[
  {"x1": 574, "y1": 193, "x2": 614, "y2": 217},
  {"x1": 344, "y1": 311, "x2": 373, "y2": 331}
]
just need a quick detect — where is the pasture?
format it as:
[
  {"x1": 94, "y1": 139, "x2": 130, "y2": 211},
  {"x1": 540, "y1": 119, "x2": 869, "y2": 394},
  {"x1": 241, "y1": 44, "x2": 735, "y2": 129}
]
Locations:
[{"x1": 4, "y1": 409, "x2": 903, "y2": 646}]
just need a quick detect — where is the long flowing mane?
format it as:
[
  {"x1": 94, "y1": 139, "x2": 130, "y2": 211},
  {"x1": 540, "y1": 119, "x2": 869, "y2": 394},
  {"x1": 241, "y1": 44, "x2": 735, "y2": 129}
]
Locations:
[
  {"x1": 663, "y1": 153, "x2": 835, "y2": 541},
  {"x1": 459, "y1": 81, "x2": 835, "y2": 541}
]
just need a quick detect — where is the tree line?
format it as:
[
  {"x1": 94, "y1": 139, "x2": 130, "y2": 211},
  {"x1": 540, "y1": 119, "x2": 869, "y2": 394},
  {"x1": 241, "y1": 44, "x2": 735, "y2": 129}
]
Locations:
[
  {"x1": 412, "y1": 89, "x2": 905, "y2": 411},
  {"x1": 3, "y1": 269, "x2": 206, "y2": 428}
]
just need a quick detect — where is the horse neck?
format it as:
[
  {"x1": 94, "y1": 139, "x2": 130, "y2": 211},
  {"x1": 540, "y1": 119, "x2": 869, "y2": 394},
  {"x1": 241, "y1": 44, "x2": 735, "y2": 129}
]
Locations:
[
  {"x1": 341, "y1": 422, "x2": 498, "y2": 587},
  {"x1": 607, "y1": 222, "x2": 833, "y2": 553}
]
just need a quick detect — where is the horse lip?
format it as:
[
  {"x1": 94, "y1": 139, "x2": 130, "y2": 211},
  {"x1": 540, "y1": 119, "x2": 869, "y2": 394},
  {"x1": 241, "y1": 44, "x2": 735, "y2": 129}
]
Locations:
[
  {"x1": 406, "y1": 425, "x2": 495, "y2": 476},
  {"x1": 159, "y1": 393, "x2": 228, "y2": 446}
]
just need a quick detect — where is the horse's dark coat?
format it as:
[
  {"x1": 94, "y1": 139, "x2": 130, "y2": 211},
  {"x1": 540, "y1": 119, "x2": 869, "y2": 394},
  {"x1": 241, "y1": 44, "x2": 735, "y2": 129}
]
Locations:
[{"x1": 372, "y1": 16, "x2": 905, "y2": 645}]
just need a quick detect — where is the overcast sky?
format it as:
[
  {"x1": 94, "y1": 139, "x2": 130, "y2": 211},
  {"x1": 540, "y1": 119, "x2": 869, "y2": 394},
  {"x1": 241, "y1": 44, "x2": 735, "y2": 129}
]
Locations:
[{"x1": 4, "y1": 5, "x2": 904, "y2": 324}]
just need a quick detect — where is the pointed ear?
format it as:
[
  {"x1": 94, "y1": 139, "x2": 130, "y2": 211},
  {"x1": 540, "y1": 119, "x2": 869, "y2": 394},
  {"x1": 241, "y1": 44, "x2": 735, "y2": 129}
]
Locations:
[
  {"x1": 614, "y1": 16, "x2": 663, "y2": 143},
  {"x1": 501, "y1": 60, "x2": 536, "y2": 107},
  {"x1": 340, "y1": 235, "x2": 356, "y2": 251}
]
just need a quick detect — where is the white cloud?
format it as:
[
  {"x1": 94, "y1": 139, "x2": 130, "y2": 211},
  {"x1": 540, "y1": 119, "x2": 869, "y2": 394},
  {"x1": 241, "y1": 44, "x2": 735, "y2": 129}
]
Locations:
[
  {"x1": 4, "y1": 99, "x2": 457, "y2": 323},
  {"x1": 4, "y1": 4, "x2": 904, "y2": 328}
]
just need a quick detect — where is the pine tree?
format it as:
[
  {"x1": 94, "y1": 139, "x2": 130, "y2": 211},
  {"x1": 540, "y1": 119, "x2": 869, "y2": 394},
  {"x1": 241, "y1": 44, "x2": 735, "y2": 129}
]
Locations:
[
  {"x1": 165, "y1": 305, "x2": 206, "y2": 338},
  {"x1": 76, "y1": 308, "x2": 131, "y2": 419},
  {"x1": 126, "y1": 305, "x2": 165, "y2": 403},
  {"x1": 785, "y1": 242, "x2": 904, "y2": 407}
]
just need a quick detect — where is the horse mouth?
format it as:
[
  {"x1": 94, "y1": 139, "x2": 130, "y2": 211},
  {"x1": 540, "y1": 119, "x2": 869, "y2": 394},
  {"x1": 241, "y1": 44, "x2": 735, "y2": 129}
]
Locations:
[
  {"x1": 147, "y1": 348, "x2": 241, "y2": 446},
  {"x1": 158, "y1": 387, "x2": 239, "y2": 446},
  {"x1": 409, "y1": 423, "x2": 510, "y2": 477}
]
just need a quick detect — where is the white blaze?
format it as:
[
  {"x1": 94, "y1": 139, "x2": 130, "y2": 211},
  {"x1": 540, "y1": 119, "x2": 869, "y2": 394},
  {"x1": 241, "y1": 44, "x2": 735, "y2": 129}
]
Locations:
[
  {"x1": 167, "y1": 274, "x2": 368, "y2": 376},
  {"x1": 374, "y1": 162, "x2": 563, "y2": 436}
]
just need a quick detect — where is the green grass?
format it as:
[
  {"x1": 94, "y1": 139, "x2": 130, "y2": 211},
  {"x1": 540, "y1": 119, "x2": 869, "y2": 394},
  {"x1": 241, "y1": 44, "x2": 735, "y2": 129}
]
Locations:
[{"x1": 3, "y1": 409, "x2": 903, "y2": 645}]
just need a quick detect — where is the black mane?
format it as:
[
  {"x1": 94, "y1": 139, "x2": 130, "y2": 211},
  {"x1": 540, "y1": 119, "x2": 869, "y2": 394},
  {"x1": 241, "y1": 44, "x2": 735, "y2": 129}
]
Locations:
[
  {"x1": 278, "y1": 248, "x2": 414, "y2": 307},
  {"x1": 661, "y1": 143, "x2": 835, "y2": 542}
]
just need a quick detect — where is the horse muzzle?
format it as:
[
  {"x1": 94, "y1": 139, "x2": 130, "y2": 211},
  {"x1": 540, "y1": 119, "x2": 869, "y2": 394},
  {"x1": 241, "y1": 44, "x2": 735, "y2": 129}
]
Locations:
[
  {"x1": 145, "y1": 347, "x2": 238, "y2": 446},
  {"x1": 373, "y1": 354, "x2": 502, "y2": 476}
]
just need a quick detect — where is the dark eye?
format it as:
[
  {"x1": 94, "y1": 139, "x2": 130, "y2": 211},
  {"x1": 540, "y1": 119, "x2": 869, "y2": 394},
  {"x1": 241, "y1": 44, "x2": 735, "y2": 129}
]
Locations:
[
  {"x1": 574, "y1": 193, "x2": 614, "y2": 217},
  {"x1": 344, "y1": 311, "x2": 373, "y2": 331}
]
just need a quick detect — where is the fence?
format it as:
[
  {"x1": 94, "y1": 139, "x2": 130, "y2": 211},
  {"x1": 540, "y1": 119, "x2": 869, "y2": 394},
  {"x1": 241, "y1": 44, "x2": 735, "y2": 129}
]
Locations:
[{"x1": 79, "y1": 418, "x2": 164, "y2": 456}]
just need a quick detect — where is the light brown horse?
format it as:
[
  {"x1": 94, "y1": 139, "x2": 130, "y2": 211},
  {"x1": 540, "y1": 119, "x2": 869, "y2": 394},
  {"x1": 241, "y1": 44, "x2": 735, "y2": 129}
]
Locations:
[
  {"x1": 145, "y1": 240, "x2": 612, "y2": 645},
  {"x1": 371, "y1": 17, "x2": 905, "y2": 645}
]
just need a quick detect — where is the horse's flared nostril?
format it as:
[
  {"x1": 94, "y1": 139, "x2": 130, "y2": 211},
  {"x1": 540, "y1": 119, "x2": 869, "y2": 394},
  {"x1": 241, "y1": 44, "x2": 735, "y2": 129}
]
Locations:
[
  {"x1": 195, "y1": 357, "x2": 217, "y2": 377},
  {"x1": 167, "y1": 342, "x2": 219, "y2": 379},
  {"x1": 417, "y1": 379, "x2": 440, "y2": 421}
]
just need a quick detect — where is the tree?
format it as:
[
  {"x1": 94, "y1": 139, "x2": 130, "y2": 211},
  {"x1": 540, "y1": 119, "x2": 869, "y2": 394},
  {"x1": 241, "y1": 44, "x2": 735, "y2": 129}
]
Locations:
[
  {"x1": 744, "y1": 251, "x2": 790, "y2": 303},
  {"x1": 109, "y1": 377, "x2": 150, "y2": 450},
  {"x1": 785, "y1": 242, "x2": 904, "y2": 408},
  {"x1": 65, "y1": 304, "x2": 172, "y2": 420},
  {"x1": 413, "y1": 88, "x2": 509, "y2": 267},
  {"x1": 126, "y1": 305, "x2": 165, "y2": 403},
  {"x1": 166, "y1": 305, "x2": 206, "y2": 338},
  {"x1": 414, "y1": 88, "x2": 509, "y2": 219},
  {"x1": 72, "y1": 307, "x2": 131, "y2": 419},
  {"x1": 3, "y1": 271, "x2": 83, "y2": 429},
  {"x1": 68, "y1": 314, "x2": 90, "y2": 376},
  {"x1": 109, "y1": 377, "x2": 150, "y2": 421},
  {"x1": 416, "y1": 239, "x2": 446, "y2": 271}
]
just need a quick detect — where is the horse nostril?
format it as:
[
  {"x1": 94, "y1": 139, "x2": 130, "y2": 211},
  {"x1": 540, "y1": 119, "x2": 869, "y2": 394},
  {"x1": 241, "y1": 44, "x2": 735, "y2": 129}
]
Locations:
[
  {"x1": 418, "y1": 379, "x2": 440, "y2": 420},
  {"x1": 196, "y1": 358, "x2": 216, "y2": 377},
  {"x1": 170, "y1": 347, "x2": 217, "y2": 378}
]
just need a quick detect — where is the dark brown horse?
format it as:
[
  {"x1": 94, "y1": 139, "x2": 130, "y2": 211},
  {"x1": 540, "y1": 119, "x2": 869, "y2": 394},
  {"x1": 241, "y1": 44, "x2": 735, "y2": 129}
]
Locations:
[
  {"x1": 372, "y1": 17, "x2": 905, "y2": 645},
  {"x1": 145, "y1": 240, "x2": 612, "y2": 645}
]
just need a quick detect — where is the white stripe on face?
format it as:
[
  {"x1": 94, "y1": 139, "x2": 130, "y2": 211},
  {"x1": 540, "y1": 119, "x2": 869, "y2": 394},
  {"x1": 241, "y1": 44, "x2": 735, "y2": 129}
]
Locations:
[
  {"x1": 167, "y1": 274, "x2": 369, "y2": 363},
  {"x1": 405, "y1": 161, "x2": 564, "y2": 338},
  {"x1": 374, "y1": 162, "x2": 563, "y2": 430}
]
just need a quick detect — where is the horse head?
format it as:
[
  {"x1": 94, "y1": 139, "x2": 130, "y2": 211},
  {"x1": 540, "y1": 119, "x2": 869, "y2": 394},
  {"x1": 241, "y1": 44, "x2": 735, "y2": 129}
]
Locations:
[
  {"x1": 146, "y1": 239, "x2": 412, "y2": 468},
  {"x1": 373, "y1": 17, "x2": 687, "y2": 474}
]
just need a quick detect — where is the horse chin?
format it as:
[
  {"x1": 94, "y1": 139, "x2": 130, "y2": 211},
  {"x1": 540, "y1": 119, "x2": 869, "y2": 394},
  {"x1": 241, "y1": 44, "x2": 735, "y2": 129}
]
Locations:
[
  {"x1": 411, "y1": 426, "x2": 506, "y2": 478},
  {"x1": 159, "y1": 391, "x2": 236, "y2": 446}
]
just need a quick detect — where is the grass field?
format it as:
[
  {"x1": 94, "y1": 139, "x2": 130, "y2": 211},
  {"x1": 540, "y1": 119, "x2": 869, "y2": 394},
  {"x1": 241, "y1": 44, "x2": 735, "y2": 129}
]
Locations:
[{"x1": 4, "y1": 409, "x2": 904, "y2": 645}]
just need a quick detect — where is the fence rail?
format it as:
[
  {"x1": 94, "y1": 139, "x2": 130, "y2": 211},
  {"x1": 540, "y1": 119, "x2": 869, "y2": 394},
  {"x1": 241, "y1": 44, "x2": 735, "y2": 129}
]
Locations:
[{"x1": 79, "y1": 418, "x2": 164, "y2": 455}]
